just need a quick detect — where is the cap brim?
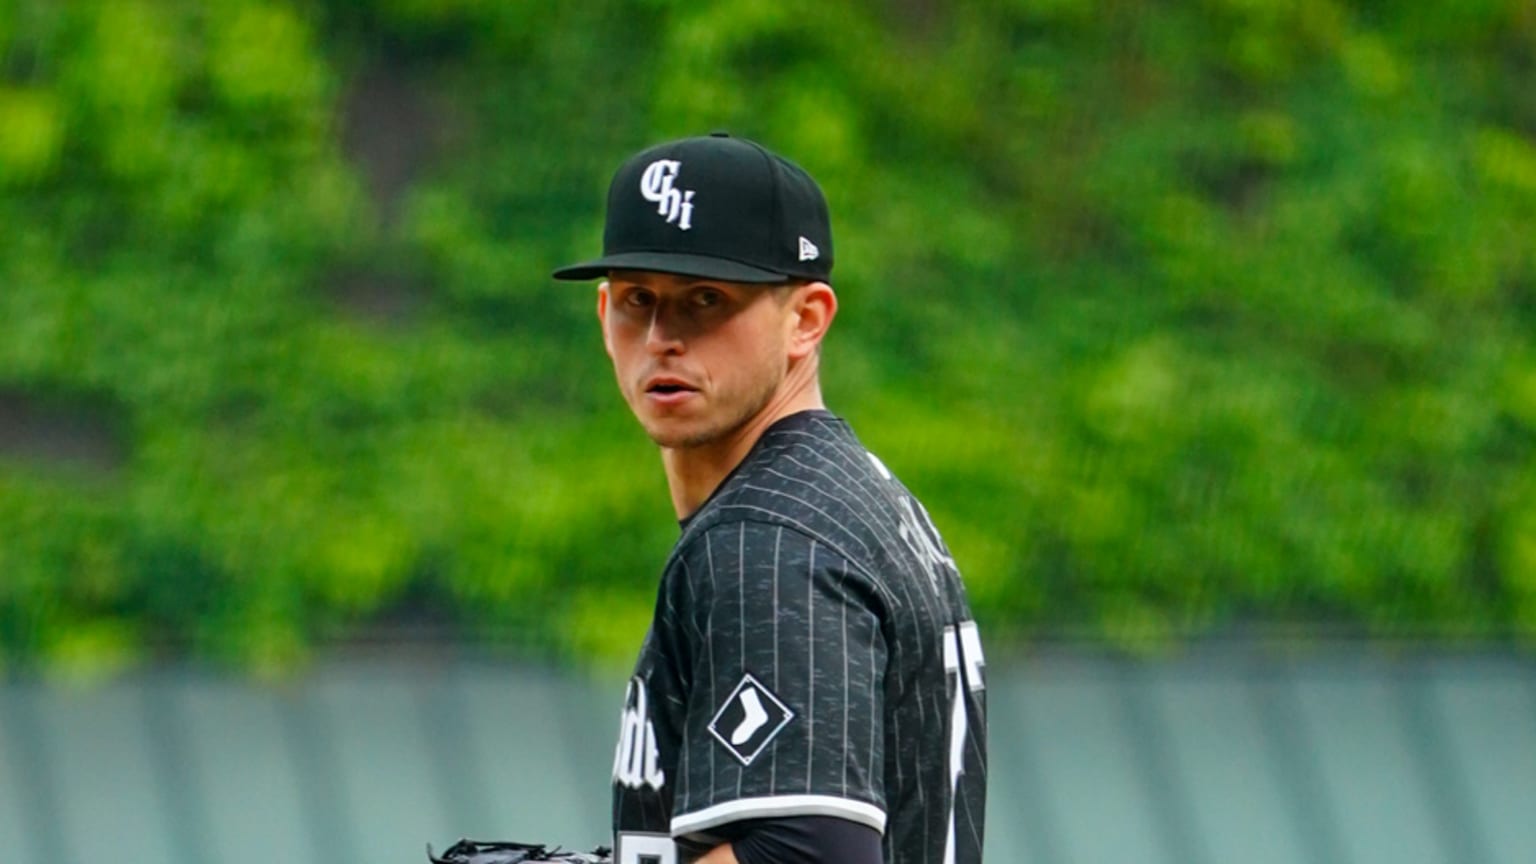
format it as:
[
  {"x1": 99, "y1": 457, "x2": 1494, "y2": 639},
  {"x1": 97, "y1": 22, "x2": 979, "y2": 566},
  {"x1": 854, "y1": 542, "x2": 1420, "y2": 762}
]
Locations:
[{"x1": 551, "y1": 251, "x2": 791, "y2": 283}]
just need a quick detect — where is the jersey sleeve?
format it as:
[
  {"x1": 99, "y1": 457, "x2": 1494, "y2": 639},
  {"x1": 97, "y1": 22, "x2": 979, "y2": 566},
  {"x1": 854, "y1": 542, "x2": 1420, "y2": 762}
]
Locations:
[{"x1": 664, "y1": 519, "x2": 889, "y2": 841}]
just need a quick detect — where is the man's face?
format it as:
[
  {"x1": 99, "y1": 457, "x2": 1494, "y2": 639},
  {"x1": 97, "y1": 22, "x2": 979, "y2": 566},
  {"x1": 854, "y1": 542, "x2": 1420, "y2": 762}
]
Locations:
[{"x1": 598, "y1": 270, "x2": 796, "y2": 450}]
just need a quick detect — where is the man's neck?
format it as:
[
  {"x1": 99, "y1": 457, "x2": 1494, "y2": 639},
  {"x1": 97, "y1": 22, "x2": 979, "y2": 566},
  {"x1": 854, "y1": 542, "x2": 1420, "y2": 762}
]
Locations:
[{"x1": 662, "y1": 376, "x2": 824, "y2": 520}]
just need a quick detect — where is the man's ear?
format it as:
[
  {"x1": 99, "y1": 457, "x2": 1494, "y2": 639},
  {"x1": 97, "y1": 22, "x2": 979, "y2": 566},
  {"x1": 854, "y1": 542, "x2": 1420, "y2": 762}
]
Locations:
[
  {"x1": 787, "y1": 281, "x2": 837, "y2": 360},
  {"x1": 596, "y1": 281, "x2": 615, "y2": 358}
]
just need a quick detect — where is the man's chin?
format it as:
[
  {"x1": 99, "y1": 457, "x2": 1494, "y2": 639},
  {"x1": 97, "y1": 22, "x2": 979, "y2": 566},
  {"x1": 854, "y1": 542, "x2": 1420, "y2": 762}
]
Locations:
[
  {"x1": 638, "y1": 412, "x2": 741, "y2": 450},
  {"x1": 634, "y1": 395, "x2": 774, "y2": 451},
  {"x1": 643, "y1": 423, "x2": 721, "y2": 450}
]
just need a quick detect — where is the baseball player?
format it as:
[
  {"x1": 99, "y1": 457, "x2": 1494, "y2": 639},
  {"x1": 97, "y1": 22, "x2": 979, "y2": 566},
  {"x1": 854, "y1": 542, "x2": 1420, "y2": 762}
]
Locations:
[{"x1": 553, "y1": 133, "x2": 986, "y2": 864}]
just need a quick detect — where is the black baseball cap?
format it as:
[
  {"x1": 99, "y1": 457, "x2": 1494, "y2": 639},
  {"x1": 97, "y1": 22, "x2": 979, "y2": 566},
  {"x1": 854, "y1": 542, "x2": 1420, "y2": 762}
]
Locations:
[{"x1": 552, "y1": 132, "x2": 833, "y2": 284}]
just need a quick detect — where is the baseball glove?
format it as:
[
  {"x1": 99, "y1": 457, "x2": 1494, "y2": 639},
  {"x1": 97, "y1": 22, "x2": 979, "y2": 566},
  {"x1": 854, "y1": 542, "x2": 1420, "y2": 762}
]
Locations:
[{"x1": 427, "y1": 838, "x2": 612, "y2": 864}]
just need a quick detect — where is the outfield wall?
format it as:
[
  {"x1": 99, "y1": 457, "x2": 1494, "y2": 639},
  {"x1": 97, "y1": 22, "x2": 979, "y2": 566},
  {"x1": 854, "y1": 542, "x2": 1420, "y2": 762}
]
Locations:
[{"x1": 2, "y1": 647, "x2": 1534, "y2": 864}]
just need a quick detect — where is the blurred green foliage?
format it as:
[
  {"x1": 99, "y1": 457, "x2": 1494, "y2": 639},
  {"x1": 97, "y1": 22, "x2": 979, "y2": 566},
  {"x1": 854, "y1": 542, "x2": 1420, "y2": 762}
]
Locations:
[{"x1": 1, "y1": 0, "x2": 1534, "y2": 677}]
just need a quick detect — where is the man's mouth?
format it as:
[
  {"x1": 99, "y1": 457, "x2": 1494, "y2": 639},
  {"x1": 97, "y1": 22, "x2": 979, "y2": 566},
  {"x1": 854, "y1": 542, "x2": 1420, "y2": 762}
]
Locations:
[
  {"x1": 643, "y1": 377, "x2": 699, "y2": 402},
  {"x1": 645, "y1": 374, "x2": 695, "y2": 391}
]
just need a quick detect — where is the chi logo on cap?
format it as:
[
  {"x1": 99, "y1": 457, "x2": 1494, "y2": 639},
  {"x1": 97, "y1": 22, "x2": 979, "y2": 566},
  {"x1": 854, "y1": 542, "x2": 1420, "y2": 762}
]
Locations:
[{"x1": 639, "y1": 159, "x2": 695, "y2": 231}]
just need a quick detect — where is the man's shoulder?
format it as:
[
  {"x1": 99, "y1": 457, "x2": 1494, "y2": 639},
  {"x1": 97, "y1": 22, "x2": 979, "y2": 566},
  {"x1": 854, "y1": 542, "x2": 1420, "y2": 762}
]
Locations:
[
  {"x1": 719, "y1": 411, "x2": 888, "y2": 506},
  {"x1": 674, "y1": 411, "x2": 906, "y2": 566}
]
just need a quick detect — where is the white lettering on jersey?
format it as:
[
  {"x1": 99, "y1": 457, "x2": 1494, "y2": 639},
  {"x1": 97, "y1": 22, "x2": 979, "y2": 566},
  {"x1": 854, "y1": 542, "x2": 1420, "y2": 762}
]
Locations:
[
  {"x1": 899, "y1": 495, "x2": 956, "y2": 587},
  {"x1": 613, "y1": 678, "x2": 666, "y2": 791},
  {"x1": 616, "y1": 832, "x2": 677, "y2": 864},
  {"x1": 638, "y1": 159, "x2": 695, "y2": 230},
  {"x1": 867, "y1": 452, "x2": 957, "y2": 587},
  {"x1": 943, "y1": 621, "x2": 985, "y2": 864}
]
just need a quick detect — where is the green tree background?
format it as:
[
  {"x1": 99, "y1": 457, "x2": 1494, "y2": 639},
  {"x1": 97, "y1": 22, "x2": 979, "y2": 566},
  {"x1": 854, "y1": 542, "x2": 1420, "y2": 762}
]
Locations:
[{"x1": 2, "y1": 0, "x2": 1534, "y2": 679}]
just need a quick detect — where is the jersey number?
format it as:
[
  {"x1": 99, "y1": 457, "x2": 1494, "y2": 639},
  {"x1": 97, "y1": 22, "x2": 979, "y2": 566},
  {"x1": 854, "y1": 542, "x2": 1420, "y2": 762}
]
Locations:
[
  {"x1": 943, "y1": 622, "x2": 984, "y2": 864},
  {"x1": 615, "y1": 832, "x2": 676, "y2": 864}
]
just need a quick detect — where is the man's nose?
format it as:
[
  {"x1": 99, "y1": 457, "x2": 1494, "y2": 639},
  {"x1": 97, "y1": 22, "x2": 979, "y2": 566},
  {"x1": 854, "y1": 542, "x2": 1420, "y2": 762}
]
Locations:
[{"x1": 644, "y1": 304, "x2": 686, "y2": 355}]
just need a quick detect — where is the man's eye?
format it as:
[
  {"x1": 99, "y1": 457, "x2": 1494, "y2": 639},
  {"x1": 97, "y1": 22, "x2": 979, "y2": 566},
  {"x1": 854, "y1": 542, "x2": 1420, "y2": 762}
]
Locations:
[
  {"x1": 624, "y1": 291, "x2": 655, "y2": 308},
  {"x1": 693, "y1": 289, "x2": 723, "y2": 307}
]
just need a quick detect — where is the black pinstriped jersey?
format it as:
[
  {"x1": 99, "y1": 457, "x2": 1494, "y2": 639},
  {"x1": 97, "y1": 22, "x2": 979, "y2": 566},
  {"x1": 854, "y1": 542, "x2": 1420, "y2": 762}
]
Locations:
[{"x1": 611, "y1": 410, "x2": 986, "y2": 864}]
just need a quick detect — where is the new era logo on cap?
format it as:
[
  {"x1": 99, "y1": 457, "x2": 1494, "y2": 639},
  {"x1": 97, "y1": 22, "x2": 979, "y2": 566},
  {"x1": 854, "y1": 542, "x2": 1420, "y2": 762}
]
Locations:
[{"x1": 552, "y1": 132, "x2": 833, "y2": 284}]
